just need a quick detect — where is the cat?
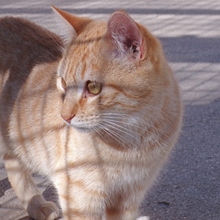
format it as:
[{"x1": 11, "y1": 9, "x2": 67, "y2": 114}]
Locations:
[{"x1": 0, "y1": 6, "x2": 183, "y2": 220}]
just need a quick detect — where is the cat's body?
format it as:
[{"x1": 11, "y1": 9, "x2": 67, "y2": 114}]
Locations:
[{"x1": 0, "y1": 7, "x2": 183, "y2": 220}]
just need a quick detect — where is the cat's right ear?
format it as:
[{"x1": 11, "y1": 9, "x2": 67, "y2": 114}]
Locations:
[
  {"x1": 51, "y1": 6, "x2": 92, "y2": 47},
  {"x1": 103, "y1": 11, "x2": 146, "y2": 61}
]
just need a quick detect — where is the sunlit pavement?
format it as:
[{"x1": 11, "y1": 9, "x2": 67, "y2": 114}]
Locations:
[{"x1": 0, "y1": 1, "x2": 220, "y2": 219}]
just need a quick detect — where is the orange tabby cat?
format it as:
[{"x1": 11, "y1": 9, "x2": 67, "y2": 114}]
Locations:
[{"x1": 0, "y1": 6, "x2": 183, "y2": 220}]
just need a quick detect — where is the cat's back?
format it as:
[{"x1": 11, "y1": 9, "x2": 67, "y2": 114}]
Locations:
[
  {"x1": 0, "y1": 16, "x2": 62, "y2": 73},
  {"x1": 0, "y1": 17, "x2": 63, "y2": 153},
  {"x1": 0, "y1": 16, "x2": 63, "y2": 105}
]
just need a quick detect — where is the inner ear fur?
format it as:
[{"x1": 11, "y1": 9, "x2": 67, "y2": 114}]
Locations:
[{"x1": 104, "y1": 11, "x2": 145, "y2": 60}]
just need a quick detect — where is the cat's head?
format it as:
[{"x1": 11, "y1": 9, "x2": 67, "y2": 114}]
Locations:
[{"x1": 53, "y1": 7, "x2": 166, "y2": 143}]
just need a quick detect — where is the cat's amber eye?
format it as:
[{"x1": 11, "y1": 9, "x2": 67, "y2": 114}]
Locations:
[{"x1": 86, "y1": 81, "x2": 102, "y2": 95}]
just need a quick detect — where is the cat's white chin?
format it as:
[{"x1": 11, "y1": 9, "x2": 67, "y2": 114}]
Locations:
[
  {"x1": 72, "y1": 125, "x2": 93, "y2": 133},
  {"x1": 65, "y1": 120, "x2": 97, "y2": 133}
]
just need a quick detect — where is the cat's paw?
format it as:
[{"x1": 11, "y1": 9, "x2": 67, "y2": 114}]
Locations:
[
  {"x1": 27, "y1": 195, "x2": 61, "y2": 220},
  {"x1": 137, "y1": 216, "x2": 150, "y2": 220}
]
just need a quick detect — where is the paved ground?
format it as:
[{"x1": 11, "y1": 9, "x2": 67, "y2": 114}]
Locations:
[{"x1": 0, "y1": 0, "x2": 220, "y2": 219}]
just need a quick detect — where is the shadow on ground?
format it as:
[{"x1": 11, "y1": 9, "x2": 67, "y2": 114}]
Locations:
[{"x1": 141, "y1": 98, "x2": 220, "y2": 220}]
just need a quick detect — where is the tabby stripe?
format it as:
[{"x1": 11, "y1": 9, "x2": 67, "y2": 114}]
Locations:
[
  {"x1": 105, "y1": 83, "x2": 152, "y2": 99},
  {"x1": 68, "y1": 179, "x2": 106, "y2": 197}
]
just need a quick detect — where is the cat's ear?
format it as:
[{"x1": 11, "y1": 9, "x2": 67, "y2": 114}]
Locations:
[
  {"x1": 104, "y1": 11, "x2": 145, "y2": 60},
  {"x1": 51, "y1": 6, "x2": 92, "y2": 47}
]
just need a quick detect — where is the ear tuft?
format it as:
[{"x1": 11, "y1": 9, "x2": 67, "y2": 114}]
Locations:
[
  {"x1": 52, "y1": 6, "x2": 77, "y2": 47},
  {"x1": 105, "y1": 11, "x2": 145, "y2": 60},
  {"x1": 52, "y1": 6, "x2": 92, "y2": 48},
  {"x1": 51, "y1": 6, "x2": 77, "y2": 47}
]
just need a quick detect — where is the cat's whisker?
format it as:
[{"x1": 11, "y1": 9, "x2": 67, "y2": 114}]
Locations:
[
  {"x1": 100, "y1": 114, "x2": 153, "y2": 133},
  {"x1": 99, "y1": 114, "x2": 129, "y2": 120},
  {"x1": 103, "y1": 119, "x2": 142, "y2": 138},
  {"x1": 92, "y1": 125, "x2": 106, "y2": 140},
  {"x1": 102, "y1": 112, "x2": 172, "y2": 140},
  {"x1": 101, "y1": 117, "x2": 169, "y2": 148},
  {"x1": 99, "y1": 123, "x2": 130, "y2": 149},
  {"x1": 103, "y1": 120, "x2": 133, "y2": 135},
  {"x1": 100, "y1": 114, "x2": 141, "y2": 125},
  {"x1": 100, "y1": 121, "x2": 140, "y2": 148},
  {"x1": 96, "y1": 113, "x2": 147, "y2": 142},
  {"x1": 91, "y1": 127, "x2": 101, "y2": 139},
  {"x1": 99, "y1": 112, "x2": 150, "y2": 126}
]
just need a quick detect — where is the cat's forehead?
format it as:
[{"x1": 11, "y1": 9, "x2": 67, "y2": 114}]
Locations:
[
  {"x1": 62, "y1": 22, "x2": 106, "y2": 82},
  {"x1": 63, "y1": 46, "x2": 102, "y2": 83},
  {"x1": 77, "y1": 20, "x2": 106, "y2": 42}
]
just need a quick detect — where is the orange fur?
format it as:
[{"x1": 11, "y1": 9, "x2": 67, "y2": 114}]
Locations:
[{"x1": 0, "y1": 7, "x2": 183, "y2": 220}]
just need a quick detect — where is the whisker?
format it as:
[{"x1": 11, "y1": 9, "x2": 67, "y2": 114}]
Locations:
[
  {"x1": 99, "y1": 113, "x2": 147, "y2": 126},
  {"x1": 99, "y1": 114, "x2": 129, "y2": 119},
  {"x1": 101, "y1": 115, "x2": 143, "y2": 127},
  {"x1": 99, "y1": 114, "x2": 168, "y2": 149},
  {"x1": 101, "y1": 117, "x2": 146, "y2": 130},
  {"x1": 103, "y1": 120, "x2": 142, "y2": 144},
  {"x1": 92, "y1": 125, "x2": 106, "y2": 140},
  {"x1": 100, "y1": 110, "x2": 169, "y2": 132},
  {"x1": 101, "y1": 122, "x2": 139, "y2": 148},
  {"x1": 100, "y1": 113, "x2": 153, "y2": 132},
  {"x1": 99, "y1": 123, "x2": 130, "y2": 149}
]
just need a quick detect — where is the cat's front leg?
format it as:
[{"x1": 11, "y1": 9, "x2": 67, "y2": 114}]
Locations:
[
  {"x1": 27, "y1": 195, "x2": 61, "y2": 220},
  {"x1": 105, "y1": 190, "x2": 144, "y2": 220},
  {"x1": 105, "y1": 205, "x2": 139, "y2": 220},
  {"x1": 58, "y1": 190, "x2": 105, "y2": 220},
  {"x1": 55, "y1": 175, "x2": 105, "y2": 220},
  {"x1": 3, "y1": 154, "x2": 60, "y2": 220},
  {"x1": 136, "y1": 217, "x2": 150, "y2": 220}
]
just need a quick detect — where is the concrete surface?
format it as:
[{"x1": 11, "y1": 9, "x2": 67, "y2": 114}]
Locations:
[{"x1": 0, "y1": 0, "x2": 220, "y2": 219}]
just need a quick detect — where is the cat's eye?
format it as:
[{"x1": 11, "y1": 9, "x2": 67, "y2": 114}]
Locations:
[{"x1": 86, "y1": 81, "x2": 102, "y2": 95}]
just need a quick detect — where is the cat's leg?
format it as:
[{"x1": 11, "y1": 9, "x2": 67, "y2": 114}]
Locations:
[
  {"x1": 105, "y1": 192, "x2": 144, "y2": 220},
  {"x1": 106, "y1": 204, "x2": 139, "y2": 220},
  {"x1": 55, "y1": 176, "x2": 105, "y2": 220},
  {"x1": 136, "y1": 217, "x2": 149, "y2": 220},
  {"x1": 3, "y1": 154, "x2": 60, "y2": 220},
  {"x1": 59, "y1": 190, "x2": 105, "y2": 220}
]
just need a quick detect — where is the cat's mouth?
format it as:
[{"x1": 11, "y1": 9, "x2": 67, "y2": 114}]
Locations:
[{"x1": 61, "y1": 112, "x2": 102, "y2": 132}]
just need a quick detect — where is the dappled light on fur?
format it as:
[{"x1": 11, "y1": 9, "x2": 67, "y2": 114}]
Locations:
[{"x1": 0, "y1": 7, "x2": 182, "y2": 220}]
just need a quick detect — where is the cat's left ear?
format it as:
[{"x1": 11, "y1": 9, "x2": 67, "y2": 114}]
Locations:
[
  {"x1": 52, "y1": 6, "x2": 92, "y2": 47},
  {"x1": 104, "y1": 11, "x2": 146, "y2": 60}
]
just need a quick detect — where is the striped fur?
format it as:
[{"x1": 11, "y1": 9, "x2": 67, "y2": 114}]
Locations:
[{"x1": 0, "y1": 7, "x2": 183, "y2": 220}]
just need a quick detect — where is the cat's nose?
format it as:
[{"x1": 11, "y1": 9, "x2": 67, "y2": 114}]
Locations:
[{"x1": 61, "y1": 113, "x2": 75, "y2": 124}]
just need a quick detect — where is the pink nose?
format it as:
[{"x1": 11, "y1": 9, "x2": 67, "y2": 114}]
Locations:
[{"x1": 61, "y1": 114, "x2": 75, "y2": 124}]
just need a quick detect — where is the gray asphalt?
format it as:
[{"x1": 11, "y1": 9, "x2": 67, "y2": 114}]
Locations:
[{"x1": 0, "y1": 1, "x2": 220, "y2": 220}]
